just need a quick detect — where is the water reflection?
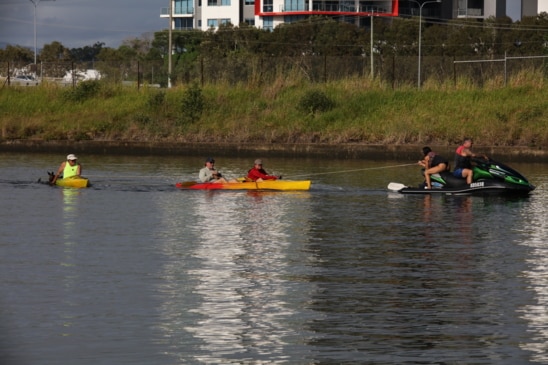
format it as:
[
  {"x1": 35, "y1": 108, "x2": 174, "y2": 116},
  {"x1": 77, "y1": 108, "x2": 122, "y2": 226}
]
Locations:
[
  {"x1": 409, "y1": 195, "x2": 475, "y2": 246},
  {"x1": 303, "y1": 193, "x2": 537, "y2": 362},
  {"x1": 518, "y1": 180, "x2": 548, "y2": 362},
  {"x1": 61, "y1": 188, "x2": 82, "y2": 336},
  {"x1": 155, "y1": 190, "x2": 314, "y2": 363},
  {"x1": 186, "y1": 193, "x2": 250, "y2": 362},
  {"x1": 62, "y1": 188, "x2": 80, "y2": 226}
]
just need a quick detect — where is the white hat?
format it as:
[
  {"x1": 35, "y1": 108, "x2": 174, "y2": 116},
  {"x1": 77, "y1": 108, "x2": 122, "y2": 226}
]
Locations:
[{"x1": 67, "y1": 154, "x2": 77, "y2": 160}]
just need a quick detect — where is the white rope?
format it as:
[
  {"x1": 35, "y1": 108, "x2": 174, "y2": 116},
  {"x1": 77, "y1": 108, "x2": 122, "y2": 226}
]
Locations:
[
  {"x1": 85, "y1": 175, "x2": 172, "y2": 179},
  {"x1": 84, "y1": 163, "x2": 417, "y2": 180},
  {"x1": 289, "y1": 163, "x2": 417, "y2": 178}
]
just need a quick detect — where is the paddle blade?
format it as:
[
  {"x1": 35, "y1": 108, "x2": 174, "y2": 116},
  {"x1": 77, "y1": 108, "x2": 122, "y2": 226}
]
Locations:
[{"x1": 387, "y1": 182, "x2": 407, "y2": 191}]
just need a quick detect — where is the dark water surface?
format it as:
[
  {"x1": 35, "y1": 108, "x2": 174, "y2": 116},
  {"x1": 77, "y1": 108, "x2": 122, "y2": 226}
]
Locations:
[{"x1": 1, "y1": 153, "x2": 547, "y2": 364}]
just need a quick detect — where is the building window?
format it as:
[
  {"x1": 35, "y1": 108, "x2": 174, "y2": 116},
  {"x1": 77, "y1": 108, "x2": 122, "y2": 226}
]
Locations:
[
  {"x1": 263, "y1": 0, "x2": 273, "y2": 12},
  {"x1": 175, "y1": 18, "x2": 194, "y2": 29},
  {"x1": 206, "y1": 0, "x2": 231, "y2": 5},
  {"x1": 284, "y1": 0, "x2": 305, "y2": 11},
  {"x1": 315, "y1": 1, "x2": 340, "y2": 11},
  {"x1": 245, "y1": 0, "x2": 254, "y2": 4},
  {"x1": 174, "y1": 0, "x2": 194, "y2": 14},
  {"x1": 244, "y1": 17, "x2": 255, "y2": 25},
  {"x1": 263, "y1": 16, "x2": 273, "y2": 31},
  {"x1": 221, "y1": 18, "x2": 231, "y2": 25},
  {"x1": 207, "y1": 19, "x2": 218, "y2": 27}
]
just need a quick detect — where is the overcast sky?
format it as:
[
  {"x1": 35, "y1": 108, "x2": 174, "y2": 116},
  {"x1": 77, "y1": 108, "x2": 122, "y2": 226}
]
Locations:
[
  {"x1": 0, "y1": 0, "x2": 169, "y2": 49},
  {"x1": 2, "y1": 0, "x2": 547, "y2": 51}
]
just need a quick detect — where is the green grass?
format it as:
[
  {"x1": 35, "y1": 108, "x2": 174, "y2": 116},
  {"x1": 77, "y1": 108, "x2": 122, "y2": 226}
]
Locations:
[{"x1": 1, "y1": 72, "x2": 547, "y2": 147}]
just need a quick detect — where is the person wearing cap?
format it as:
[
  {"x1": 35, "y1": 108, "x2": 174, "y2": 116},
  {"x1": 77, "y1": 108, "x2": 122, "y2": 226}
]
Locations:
[
  {"x1": 246, "y1": 159, "x2": 280, "y2": 182},
  {"x1": 51, "y1": 154, "x2": 82, "y2": 185},
  {"x1": 199, "y1": 157, "x2": 228, "y2": 183}
]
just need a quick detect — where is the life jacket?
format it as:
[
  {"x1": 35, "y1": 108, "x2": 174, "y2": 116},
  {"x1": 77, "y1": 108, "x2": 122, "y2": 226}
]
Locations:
[{"x1": 63, "y1": 162, "x2": 79, "y2": 178}]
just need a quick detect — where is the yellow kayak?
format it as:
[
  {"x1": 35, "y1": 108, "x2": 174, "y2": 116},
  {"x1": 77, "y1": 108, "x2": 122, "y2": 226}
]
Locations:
[
  {"x1": 55, "y1": 175, "x2": 90, "y2": 188},
  {"x1": 176, "y1": 180, "x2": 311, "y2": 191}
]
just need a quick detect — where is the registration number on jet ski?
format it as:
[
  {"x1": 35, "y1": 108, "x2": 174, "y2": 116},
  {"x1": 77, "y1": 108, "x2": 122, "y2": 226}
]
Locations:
[{"x1": 470, "y1": 182, "x2": 485, "y2": 188}]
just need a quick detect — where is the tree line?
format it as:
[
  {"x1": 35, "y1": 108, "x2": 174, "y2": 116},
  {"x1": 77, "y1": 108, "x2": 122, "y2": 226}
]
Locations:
[{"x1": 2, "y1": 14, "x2": 548, "y2": 87}]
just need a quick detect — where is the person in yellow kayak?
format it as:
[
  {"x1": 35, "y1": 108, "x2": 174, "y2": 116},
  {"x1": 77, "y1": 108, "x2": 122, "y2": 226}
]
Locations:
[{"x1": 51, "y1": 154, "x2": 82, "y2": 185}]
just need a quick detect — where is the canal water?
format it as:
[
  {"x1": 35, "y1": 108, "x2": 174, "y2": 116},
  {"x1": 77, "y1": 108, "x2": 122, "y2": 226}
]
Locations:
[{"x1": 1, "y1": 152, "x2": 547, "y2": 364}]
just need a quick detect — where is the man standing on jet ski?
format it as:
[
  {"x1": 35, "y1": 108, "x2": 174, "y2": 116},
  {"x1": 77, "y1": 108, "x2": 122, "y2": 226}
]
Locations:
[{"x1": 453, "y1": 138, "x2": 488, "y2": 184}]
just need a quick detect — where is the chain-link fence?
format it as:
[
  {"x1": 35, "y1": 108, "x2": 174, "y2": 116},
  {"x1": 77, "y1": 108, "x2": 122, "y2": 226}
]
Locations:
[{"x1": 3, "y1": 54, "x2": 548, "y2": 88}]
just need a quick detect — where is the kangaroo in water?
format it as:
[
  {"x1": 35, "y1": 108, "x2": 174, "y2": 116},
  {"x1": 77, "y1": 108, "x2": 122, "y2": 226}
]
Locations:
[{"x1": 37, "y1": 172, "x2": 56, "y2": 185}]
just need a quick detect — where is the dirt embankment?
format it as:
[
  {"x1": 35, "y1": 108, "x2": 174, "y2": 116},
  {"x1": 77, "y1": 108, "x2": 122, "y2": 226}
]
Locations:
[{"x1": 1, "y1": 140, "x2": 547, "y2": 162}]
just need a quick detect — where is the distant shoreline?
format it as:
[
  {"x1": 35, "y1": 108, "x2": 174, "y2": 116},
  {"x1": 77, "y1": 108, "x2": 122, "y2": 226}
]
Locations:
[{"x1": 2, "y1": 140, "x2": 547, "y2": 162}]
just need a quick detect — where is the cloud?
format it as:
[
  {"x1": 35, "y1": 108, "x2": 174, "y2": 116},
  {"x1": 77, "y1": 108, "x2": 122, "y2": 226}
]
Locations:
[{"x1": 0, "y1": 0, "x2": 168, "y2": 49}]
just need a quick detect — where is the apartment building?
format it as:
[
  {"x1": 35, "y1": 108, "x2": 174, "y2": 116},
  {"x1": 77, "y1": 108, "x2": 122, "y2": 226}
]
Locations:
[
  {"x1": 161, "y1": 0, "x2": 398, "y2": 31},
  {"x1": 161, "y1": 0, "x2": 541, "y2": 32}
]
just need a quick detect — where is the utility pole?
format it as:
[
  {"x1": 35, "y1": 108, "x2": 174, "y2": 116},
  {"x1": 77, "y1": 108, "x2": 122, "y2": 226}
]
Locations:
[
  {"x1": 29, "y1": 0, "x2": 55, "y2": 65},
  {"x1": 168, "y1": 0, "x2": 172, "y2": 88},
  {"x1": 370, "y1": 11, "x2": 374, "y2": 79},
  {"x1": 409, "y1": 0, "x2": 441, "y2": 89}
]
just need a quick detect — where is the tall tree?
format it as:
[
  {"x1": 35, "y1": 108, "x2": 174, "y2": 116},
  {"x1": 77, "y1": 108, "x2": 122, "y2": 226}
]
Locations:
[
  {"x1": 0, "y1": 45, "x2": 34, "y2": 64},
  {"x1": 41, "y1": 41, "x2": 70, "y2": 62},
  {"x1": 70, "y1": 42, "x2": 105, "y2": 63}
]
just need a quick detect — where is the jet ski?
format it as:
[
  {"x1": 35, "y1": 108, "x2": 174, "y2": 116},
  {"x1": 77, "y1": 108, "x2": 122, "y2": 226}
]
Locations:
[{"x1": 388, "y1": 158, "x2": 535, "y2": 196}]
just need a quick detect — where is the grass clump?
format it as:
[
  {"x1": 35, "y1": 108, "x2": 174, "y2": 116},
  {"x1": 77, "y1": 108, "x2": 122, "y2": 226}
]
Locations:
[
  {"x1": 297, "y1": 90, "x2": 335, "y2": 116},
  {"x1": 178, "y1": 83, "x2": 204, "y2": 126},
  {"x1": 62, "y1": 80, "x2": 102, "y2": 103}
]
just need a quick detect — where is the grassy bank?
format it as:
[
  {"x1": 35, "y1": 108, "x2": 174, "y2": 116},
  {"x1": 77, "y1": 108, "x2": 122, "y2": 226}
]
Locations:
[{"x1": 1, "y1": 70, "x2": 548, "y2": 149}]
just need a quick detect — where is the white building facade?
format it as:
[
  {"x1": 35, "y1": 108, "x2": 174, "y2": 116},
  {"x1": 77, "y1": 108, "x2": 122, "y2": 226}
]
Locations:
[
  {"x1": 537, "y1": 0, "x2": 548, "y2": 13},
  {"x1": 162, "y1": 0, "x2": 398, "y2": 31},
  {"x1": 161, "y1": 0, "x2": 544, "y2": 32}
]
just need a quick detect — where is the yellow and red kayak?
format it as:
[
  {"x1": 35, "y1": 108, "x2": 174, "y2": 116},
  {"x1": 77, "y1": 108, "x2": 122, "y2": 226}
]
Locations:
[
  {"x1": 176, "y1": 180, "x2": 311, "y2": 191},
  {"x1": 55, "y1": 175, "x2": 90, "y2": 188}
]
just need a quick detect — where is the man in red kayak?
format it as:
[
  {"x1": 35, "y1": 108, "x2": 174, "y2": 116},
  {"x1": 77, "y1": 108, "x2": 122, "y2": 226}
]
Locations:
[{"x1": 246, "y1": 159, "x2": 281, "y2": 182}]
